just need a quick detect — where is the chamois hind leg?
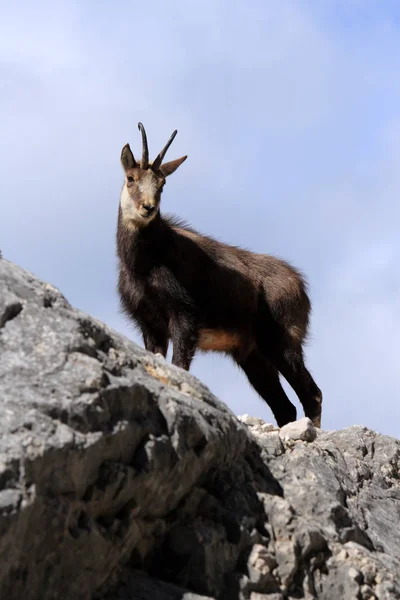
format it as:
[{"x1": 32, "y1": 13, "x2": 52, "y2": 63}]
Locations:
[
  {"x1": 276, "y1": 345, "x2": 322, "y2": 427},
  {"x1": 236, "y1": 349, "x2": 297, "y2": 427},
  {"x1": 258, "y1": 333, "x2": 322, "y2": 427}
]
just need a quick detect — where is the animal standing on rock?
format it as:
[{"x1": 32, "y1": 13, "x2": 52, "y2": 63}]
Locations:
[{"x1": 116, "y1": 123, "x2": 322, "y2": 427}]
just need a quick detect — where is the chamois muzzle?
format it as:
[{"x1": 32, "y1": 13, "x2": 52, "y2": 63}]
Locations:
[{"x1": 142, "y1": 204, "x2": 156, "y2": 216}]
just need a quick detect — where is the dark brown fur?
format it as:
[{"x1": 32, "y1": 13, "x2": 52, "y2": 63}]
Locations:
[{"x1": 116, "y1": 125, "x2": 322, "y2": 427}]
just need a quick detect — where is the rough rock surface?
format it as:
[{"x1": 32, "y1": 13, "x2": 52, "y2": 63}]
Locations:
[
  {"x1": 278, "y1": 417, "x2": 317, "y2": 443},
  {"x1": 1, "y1": 258, "x2": 400, "y2": 600}
]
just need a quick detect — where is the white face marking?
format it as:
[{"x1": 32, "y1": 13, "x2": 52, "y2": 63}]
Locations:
[
  {"x1": 120, "y1": 184, "x2": 136, "y2": 219},
  {"x1": 120, "y1": 173, "x2": 159, "y2": 229},
  {"x1": 138, "y1": 177, "x2": 157, "y2": 200},
  {"x1": 120, "y1": 184, "x2": 146, "y2": 229}
]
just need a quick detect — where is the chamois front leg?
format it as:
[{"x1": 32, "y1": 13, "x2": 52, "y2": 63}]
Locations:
[
  {"x1": 142, "y1": 324, "x2": 169, "y2": 358},
  {"x1": 170, "y1": 314, "x2": 198, "y2": 371}
]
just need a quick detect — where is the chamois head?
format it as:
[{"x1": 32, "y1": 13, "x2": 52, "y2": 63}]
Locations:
[{"x1": 120, "y1": 122, "x2": 187, "y2": 228}]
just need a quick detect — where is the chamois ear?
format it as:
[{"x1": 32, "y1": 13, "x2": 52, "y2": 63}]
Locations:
[
  {"x1": 121, "y1": 144, "x2": 137, "y2": 171},
  {"x1": 159, "y1": 155, "x2": 187, "y2": 177}
]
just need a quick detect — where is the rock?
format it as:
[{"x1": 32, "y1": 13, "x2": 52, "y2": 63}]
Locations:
[
  {"x1": 279, "y1": 417, "x2": 317, "y2": 442},
  {"x1": 247, "y1": 544, "x2": 277, "y2": 587},
  {"x1": 238, "y1": 414, "x2": 266, "y2": 427},
  {"x1": 250, "y1": 594, "x2": 283, "y2": 600},
  {"x1": 238, "y1": 415, "x2": 278, "y2": 434},
  {"x1": 98, "y1": 569, "x2": 216, "y2": 599},
  {"x1": 360, "y1": 585, "x2": 375, "y2": 600},
  {"x1": 1, "y1": 259, "x2": 400, "y2": 600},
  {"x1": 257, "y1": 431, "x2": 284, "y2": 457},
  {"x1": 274, "y1": 538, "x2": 298, "y2": 589}
]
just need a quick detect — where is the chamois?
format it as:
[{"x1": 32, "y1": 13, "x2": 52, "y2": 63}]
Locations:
[{"x1": 116, "y1": 123, "x2": 322, "y2": 427}]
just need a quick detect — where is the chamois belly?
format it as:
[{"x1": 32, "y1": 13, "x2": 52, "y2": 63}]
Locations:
[{"x1": 198, "y1": 328, "x2": 243, "y2": 352}]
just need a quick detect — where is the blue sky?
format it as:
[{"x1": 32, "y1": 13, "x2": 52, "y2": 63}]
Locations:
[{"x1": 1, "y1": 0, "x2": 400, "y2": 436}]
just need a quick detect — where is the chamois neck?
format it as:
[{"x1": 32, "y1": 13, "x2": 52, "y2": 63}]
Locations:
[
  {"x1": 117, "y1": 207, "x2": 171, "y2": 266},
  {"x1": 138, "y1": 211, "x2": 163, "y2": 237},
  {"x1": 119, "y1": 207, "x2": 163, "y2": 236}
]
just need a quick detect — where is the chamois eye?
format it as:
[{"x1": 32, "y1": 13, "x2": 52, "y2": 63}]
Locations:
[{"x1": 127, "y1": 176, "x2": 134, "y2": 183}]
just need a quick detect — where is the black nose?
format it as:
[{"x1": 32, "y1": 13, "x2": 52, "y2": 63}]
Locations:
[{"x1": 143, "y1": 204, "x2": 155, "y2": 214}]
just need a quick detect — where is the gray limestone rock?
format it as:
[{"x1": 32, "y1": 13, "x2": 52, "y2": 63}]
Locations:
[
  {"x1": 1, "y1": 259, "x2": 400, "y2": 600},
  {"x1": 279, "y1": 417, "x2": 317, "y2": 442}
]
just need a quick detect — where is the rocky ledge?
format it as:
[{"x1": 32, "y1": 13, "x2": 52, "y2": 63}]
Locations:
[{"x1": 0, "y1": 258, "x2": 400, "y2": 600}]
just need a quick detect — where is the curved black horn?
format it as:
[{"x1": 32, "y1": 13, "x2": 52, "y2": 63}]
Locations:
[
  {"x1": 138, "y1": 122, "x2": 149, "y2": 169},
  {"x1": 152, "y1": 130, "x2": 178, "y2": 171}
]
